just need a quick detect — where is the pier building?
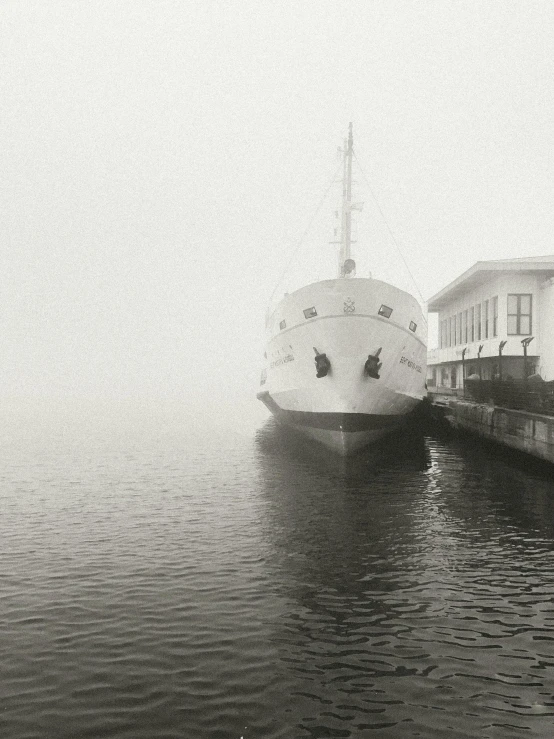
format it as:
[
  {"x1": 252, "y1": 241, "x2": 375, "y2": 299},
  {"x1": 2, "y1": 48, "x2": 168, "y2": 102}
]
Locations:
[{"x1": 426, "y1": 256, "x2": 554, "y2": 392}]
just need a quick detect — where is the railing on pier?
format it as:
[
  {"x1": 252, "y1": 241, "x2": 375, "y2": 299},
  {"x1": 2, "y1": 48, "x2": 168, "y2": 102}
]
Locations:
[{"x1": 464, "y1": 378, "x2": 554, "y2": 416}]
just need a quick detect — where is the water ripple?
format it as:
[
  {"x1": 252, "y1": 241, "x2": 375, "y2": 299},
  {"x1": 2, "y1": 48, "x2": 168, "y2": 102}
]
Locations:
[{"x1": 1, "y1": 423, "x2": 554, "y2": 737}]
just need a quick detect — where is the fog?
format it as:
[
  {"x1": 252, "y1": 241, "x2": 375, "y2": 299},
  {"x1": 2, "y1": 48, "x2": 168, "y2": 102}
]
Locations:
[{"x1": 2, "y1": 1, "x2": 553, "y2": 437}]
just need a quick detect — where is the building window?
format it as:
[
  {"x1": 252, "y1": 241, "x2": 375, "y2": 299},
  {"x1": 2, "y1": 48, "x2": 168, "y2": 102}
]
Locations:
[
  {"x1": 484, "y1": 299, "x2": 489, "y2": 339},
  {"x1": 409, "y1": 321, "x2": 417, "y2": 332},
  {"x1": 449, "y1": 316, "x2": 454, "y2": 347},
  {"x1": 507, "y1": 294, "x2": 532, "y2": 335},
  {"x1": 303, "y1": 306, "x2": 317, "y2": 319},
  {"x1": 378, "y1": 304, "x2": 393, "y2": 318},
  {"x1": 493, "y1": 296, "x2": 498, "y2": 336},
  {"x1": 476, "y1": 303, "x2": 481, "y2": 341},
  {"x1": 463, "y1": 310, "x2": 468, "y2": 343},
  {"x1": 279, "y1": 319, "x2": 286, "y2": 330},
  {"x1": 470, "y1": 307, "x2": 475, "y2": 342},
  {"x1": 458, "y1": 312, "x2": 462, "y2": 345}
]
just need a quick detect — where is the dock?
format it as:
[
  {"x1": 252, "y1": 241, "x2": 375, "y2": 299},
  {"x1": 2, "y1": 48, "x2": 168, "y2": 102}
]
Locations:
[
  {"x1": 427, "y1": 389, "x2": 554, "y2": 465},
  {"x1": 424, "y1": 254, "x2": 554, "y2": 466}
]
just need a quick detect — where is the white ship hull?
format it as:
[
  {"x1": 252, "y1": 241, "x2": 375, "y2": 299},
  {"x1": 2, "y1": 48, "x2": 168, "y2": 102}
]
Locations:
[{"x1": 258, "y1": 278, "x2": 427, "y2": 456}]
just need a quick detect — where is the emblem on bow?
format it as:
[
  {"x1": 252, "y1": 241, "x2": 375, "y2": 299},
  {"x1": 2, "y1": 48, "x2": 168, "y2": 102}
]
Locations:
[{"x1": 343, "y1": 297, "x2": 355, "y2": 313}]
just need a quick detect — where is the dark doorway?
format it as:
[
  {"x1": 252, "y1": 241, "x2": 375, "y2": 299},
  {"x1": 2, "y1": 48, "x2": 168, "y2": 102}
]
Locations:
[{"x1": 450, "y1": 366, "x2": 457, "y2": 389}]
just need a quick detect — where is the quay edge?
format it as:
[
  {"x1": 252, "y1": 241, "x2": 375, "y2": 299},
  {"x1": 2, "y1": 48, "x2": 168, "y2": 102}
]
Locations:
[{"x1": 429, "y1": 396, "x2": 554, "y2": 465}]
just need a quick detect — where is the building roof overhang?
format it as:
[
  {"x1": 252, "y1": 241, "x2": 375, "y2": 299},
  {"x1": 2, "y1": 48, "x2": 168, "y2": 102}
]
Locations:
[{"x1": 427, "y1": 256, "x2": 554, "y2": 312}]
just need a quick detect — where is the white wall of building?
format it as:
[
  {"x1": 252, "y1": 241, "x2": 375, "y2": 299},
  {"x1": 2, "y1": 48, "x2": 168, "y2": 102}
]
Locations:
[
  {"x1": 430, "y1": 272, "x2": 543, "y2": 373},
  {"x1": 539, "y1": 278, "x2": 554, "y2": 381}
]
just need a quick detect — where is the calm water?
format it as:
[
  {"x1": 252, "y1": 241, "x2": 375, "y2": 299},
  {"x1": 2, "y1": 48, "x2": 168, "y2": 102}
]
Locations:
[{"x1": 2, "y1": 418, "x2": 554, "y2": 739}]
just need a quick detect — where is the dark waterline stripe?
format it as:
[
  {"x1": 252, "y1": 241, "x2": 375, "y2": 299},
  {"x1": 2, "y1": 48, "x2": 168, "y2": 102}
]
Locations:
[{"x1": 257, "y1": 392, "x2": 398, "y2": 432}]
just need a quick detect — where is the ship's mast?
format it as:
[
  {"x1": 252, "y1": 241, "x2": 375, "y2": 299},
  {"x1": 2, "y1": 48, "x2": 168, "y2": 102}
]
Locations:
[{"x1": 338, "y1": 122, "x2": 354, "y2": 278}]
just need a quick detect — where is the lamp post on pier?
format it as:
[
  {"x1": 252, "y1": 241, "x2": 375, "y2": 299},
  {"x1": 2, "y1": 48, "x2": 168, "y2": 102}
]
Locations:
[
  {"x1": 477, "y1": 344, "x2": 484, "y2": 380},
  {"x1": 498, "y1": 340, "x2": 507, "y2": 381},
  {"x1": 521, "y1": 337, "x2": 534, "y2": 380}
]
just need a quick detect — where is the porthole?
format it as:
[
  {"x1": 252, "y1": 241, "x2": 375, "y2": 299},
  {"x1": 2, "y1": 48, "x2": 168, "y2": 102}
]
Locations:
[
  {"x1": 409, "y1": 321, "x2": 417, "y2": 332},
  {"x1": 378, "y1": 305, "x2": 393, "y2": 318},
  {"x1": 303, "y1": 306, "x2": 317, "y2": 319},
  {"x1": 279, "y1": 319, "x2": 286, "y2": 330}
]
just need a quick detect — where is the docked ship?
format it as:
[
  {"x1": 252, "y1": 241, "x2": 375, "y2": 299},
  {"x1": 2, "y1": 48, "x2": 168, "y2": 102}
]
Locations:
[{"x1": 257, "y1": 124, "x2": 427, "y2": 455}]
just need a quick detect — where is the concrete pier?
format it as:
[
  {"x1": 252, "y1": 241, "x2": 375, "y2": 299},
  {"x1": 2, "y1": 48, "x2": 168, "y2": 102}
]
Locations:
[{"x1": 434, "y1": 397, "x2": 554, "y2": 465}]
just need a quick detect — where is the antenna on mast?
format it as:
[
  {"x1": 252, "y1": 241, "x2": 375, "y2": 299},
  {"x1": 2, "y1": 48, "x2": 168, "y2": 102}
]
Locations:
[
  {"x1": 344, "y1": 122, "x2": 353, "y2": 263},
  {"x1": 337, "y1": 123, "x2": 358, "y2": 278}
]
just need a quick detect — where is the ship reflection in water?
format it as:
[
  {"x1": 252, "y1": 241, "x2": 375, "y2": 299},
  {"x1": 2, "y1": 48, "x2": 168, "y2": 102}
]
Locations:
[{"x1": 254, "y1": 419, "x2": 554, "y2": 738}]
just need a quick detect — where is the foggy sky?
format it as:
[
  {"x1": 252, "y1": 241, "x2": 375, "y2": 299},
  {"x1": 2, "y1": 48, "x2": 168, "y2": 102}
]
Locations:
[{"x1": 2, "y1": 1, "x2": 553, "y2": 434}]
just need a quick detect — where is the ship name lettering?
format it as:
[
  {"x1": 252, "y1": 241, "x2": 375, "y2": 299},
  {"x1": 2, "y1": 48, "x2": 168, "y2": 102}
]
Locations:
[
  {"x1": 270, "y1": 354, "x2": 295, "y2": 369},
  {"x1": 399, "y1": 356, "x2": 422, "y2": 373}
]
